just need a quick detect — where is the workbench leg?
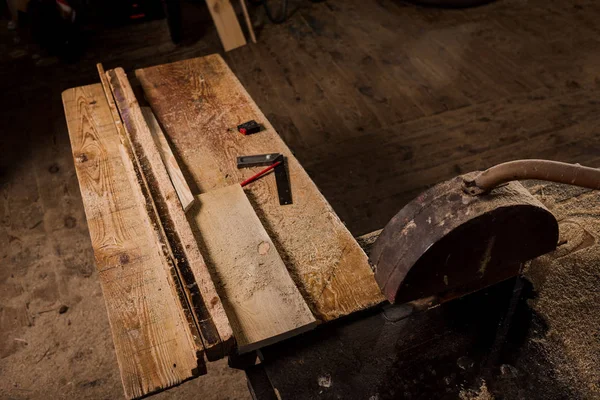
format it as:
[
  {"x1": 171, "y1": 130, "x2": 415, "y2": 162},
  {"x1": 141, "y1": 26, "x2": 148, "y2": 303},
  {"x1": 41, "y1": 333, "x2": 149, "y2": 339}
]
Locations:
[{"x1": 246, "y1": 365, "x2": 278, "y2": 400}]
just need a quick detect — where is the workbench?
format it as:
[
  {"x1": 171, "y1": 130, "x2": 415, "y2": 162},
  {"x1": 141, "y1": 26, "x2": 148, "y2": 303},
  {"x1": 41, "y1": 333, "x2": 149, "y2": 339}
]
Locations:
[
  {"x1": 61, "y1": 53, "x2": 600, "y2": 399},
  {"x1": 62, "y1": 54, "x2": 384, "y2": 399}
]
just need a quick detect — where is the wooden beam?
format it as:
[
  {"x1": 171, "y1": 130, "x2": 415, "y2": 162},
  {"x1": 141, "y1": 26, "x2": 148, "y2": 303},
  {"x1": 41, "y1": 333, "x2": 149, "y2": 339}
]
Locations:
[
  {"x1": 205, "y1": 0, "x2": 247, "y2": 51},
  {"x1": 62, "y1": 84, "x2": 205, "y2": 399},
  {"x1": 141, "y1": 106, "x2": 195, "y2": 212},
  {"x1": 106, "y1": 67, "x2": 234, "y2": 360},
  {"x1": 190, "y1": 184, "x2": 317, "y2": 353},
  {"x1": 135, "y1": 55, "x2": 385, "y2": 322}
]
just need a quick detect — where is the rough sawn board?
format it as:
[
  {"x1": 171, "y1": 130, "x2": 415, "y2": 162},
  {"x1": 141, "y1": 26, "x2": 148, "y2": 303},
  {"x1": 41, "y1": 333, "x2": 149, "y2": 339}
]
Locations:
[
  {"x1": 190, "y1": 184, "x2": 317, "y2": 353},
  {"x1": 135, "y1": 54, "x2": 385, "y2": 322},
  {"x1": 106, "y1": 67, "x2": 234, "y2": 360},
  {"x1": 62, "y1": 84, "x2": 204, "y2": 400}
]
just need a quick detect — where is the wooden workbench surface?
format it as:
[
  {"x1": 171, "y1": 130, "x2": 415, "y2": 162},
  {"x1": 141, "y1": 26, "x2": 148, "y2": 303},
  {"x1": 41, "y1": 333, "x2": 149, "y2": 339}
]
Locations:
[
  {"x1": 135, "y1": 55, "x2": 384, "y2": 322},
  {"x1": 61, "y1": 54, "x2": 385, "y2": 399}
]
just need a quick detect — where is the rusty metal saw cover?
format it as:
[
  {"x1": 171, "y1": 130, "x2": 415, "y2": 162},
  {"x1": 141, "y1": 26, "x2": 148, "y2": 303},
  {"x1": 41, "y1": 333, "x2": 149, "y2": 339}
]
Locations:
[{"x1": 370, "y1": 172, "x2": 559, "y2": 304}]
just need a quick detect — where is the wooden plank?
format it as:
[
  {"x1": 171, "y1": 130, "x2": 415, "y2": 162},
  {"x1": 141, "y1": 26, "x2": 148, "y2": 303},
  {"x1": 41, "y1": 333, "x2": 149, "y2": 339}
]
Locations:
[
  {"x1": 190, "y1": 184, "x2": 317, "y2": 353},
  {"x1": 239, "y1": 0, "x2": 256, "y2": 44},
  {"x1": 61, "y1": 84, "x2": 205, "y2": 400},
  {"x1": 106, "y1": 68, "x2": 234, "y2": 360},
  {"x1": 205, "y1": 0, "x2": 246, "y2": 51},
  {"x1": 135, "y1": 55, "x2": 385, "y2": 322},
  {"x1": 141, "y1": 106, "x2": 195, "y2": 212}
]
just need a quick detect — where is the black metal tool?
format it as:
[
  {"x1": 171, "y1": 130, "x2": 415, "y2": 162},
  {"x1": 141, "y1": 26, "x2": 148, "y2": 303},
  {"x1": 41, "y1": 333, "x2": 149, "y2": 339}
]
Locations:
[
  {"x1": 237, "y1": 153, "x2": 280, "y2": 167},
  {"x1": 237, "y1": 153, "x2": 292, "y2": 205}
]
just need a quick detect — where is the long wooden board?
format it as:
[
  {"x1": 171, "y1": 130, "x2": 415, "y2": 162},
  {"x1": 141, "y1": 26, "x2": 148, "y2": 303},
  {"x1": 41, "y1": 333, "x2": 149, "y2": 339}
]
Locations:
[
  {"x1": 205, "y1": 0, "x2": 246, "y2": 51},
  {"x1": 190, "y1": 184, "x2": 317, "y2": 353},
  {"x1": 62, "y1": 84, "x2": 204, "y2": 399},
  {"x1": 135, "y1": 55, "x2": 385, "y2": 322},
  {"x1": 141, "y1": 106, "x2": 195, "y2": 212},
  {"x1": 106, "y1": 68, "x2": 234, "y2": 360}
]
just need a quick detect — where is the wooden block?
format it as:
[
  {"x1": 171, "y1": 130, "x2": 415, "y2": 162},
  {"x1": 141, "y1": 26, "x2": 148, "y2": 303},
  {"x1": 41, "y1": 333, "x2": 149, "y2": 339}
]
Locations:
[
  {"x1": 62, "y1": 84, "x2": 205, "y2": 400},
  {"x1": 135, "y1": 55, "x2": 385, "y2": 322},
  {"x1": 190, "y1": 184, "x2": 317, "y2": 353},
  {"x1": 106, "y1": 68, "x2": 234, "y2": 360},
  {"x1": 141, "y1": 106, "x2": 195, "y2": 212},
  {"x1": 205, "y1": 0, "x2": 247, "y2": 51}
]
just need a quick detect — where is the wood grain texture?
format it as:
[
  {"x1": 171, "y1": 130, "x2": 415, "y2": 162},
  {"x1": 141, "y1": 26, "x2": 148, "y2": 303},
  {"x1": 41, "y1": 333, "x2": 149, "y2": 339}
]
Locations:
[
  {"x1": 141, "y1": 106, "x2": 195, "y2": 212},
  {"x1": 205, "y1": 0, "x2": 246, "y2": 51},
  {"x1": 190, "y1": 184, "x2": 317, "y2": 353},
  {"x1": 135, "y1": 55, "x2": 385, "y2": 322},
  {"x1": 106, "y1": 68, "x2": 234, "y2": 360},
  {"x1": 61, "y1": 84, "x2": 204, "y2": 400}
]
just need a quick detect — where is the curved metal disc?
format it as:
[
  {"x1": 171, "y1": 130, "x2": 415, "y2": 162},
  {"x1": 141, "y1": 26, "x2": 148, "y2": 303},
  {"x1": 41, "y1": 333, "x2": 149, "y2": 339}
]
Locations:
[{"x1": 370, "y1": 172, "x2": 559, "y2": 304}]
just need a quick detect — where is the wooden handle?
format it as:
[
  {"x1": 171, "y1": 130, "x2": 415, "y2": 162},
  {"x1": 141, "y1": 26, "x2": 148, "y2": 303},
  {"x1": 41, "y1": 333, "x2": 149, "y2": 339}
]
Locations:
[{"x1": 464, "y1": 159, "x2": 600, "y2": 195}]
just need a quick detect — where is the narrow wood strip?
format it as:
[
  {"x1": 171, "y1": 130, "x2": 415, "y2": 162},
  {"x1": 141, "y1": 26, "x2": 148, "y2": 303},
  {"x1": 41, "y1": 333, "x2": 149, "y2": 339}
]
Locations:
[
  {"x1": 239, "y1": 0, "x2": 256, "y2": 43},
  {"x1": 141, "y1": 106, "x2": 195, "y2": 212},
  {"x1": 106, "y1": 67, "x2": 234, "y2": 360},
  {"x1": 135, "y1": 55, "x2": 385, "y2": 322}
]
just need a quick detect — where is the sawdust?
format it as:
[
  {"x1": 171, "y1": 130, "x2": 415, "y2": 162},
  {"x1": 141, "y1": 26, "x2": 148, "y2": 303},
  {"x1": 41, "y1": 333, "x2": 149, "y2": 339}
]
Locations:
[
  {"x1": 459, "y1": 380, "x2": 494, "y2": 400},
  {"x1": 522, "y1": 182, "x2": 600, "y2": 398},
  {"x1": 202, "y1": 230, "x2": 311, "y2": 334},
  {"x1": 208, "y1": 242, "x2": 276, "y2": 303}
]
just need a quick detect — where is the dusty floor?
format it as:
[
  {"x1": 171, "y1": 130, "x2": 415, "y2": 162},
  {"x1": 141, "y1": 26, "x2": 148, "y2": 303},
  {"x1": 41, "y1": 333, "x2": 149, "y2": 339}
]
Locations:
[{"x1": 2, "y1": 0, "x2": 600, "y2": 398}]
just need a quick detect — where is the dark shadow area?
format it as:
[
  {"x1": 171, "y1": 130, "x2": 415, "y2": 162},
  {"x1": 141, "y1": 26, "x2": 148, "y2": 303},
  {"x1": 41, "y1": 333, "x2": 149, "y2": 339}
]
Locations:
[
  {"x1": 0, "y1": 0, "x2": 223, "y2": 182},
  {"x1": 252, "y1": 277, "x2": 578, "y2": 399},
  {"x1": 402, "y1": 0, "x2": 498, "y2": 8}
]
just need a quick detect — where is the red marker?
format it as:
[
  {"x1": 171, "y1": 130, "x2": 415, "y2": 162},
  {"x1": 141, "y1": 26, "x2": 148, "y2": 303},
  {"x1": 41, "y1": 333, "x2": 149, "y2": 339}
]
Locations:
[{"x1": 240, "y1": 161, "x2": 282, "y2": 187}]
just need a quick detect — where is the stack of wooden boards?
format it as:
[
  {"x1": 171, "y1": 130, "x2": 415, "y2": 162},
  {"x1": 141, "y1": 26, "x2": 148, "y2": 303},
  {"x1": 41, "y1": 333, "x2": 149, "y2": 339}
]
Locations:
[{"x1": 61, "y1": 54, "x2": 384, "y2": 399}]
